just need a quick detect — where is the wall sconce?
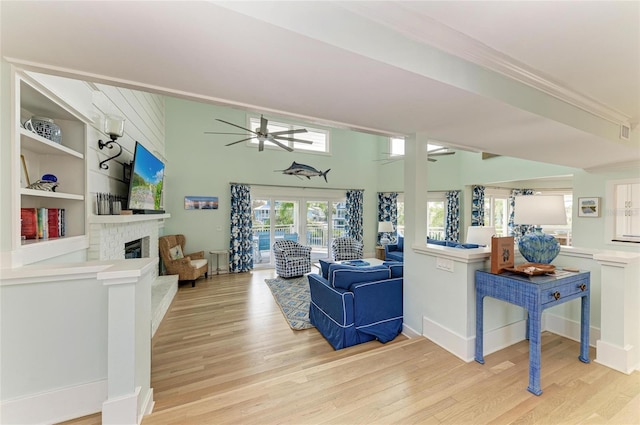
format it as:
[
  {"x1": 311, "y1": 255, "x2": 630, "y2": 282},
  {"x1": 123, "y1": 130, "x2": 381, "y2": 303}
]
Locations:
[{"x1": 98, "y1": 114, "x2": 126, "y2": 170}]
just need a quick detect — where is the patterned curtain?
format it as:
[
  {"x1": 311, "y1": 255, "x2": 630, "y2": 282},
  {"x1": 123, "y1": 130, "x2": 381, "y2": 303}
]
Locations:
[
  {"x1": 471, "y1": 185, "x2": 485, "y2": 227},
  {"x1": 345, "y1": 190, "x2": 364, "y2": 242},
  {"x1": 445, "y1": 190, "x2": 461, "y2": 242},
  {"x1": 229, "y1": 184, "x2": 253, "y2": 272},
  {"x1": 509, "y1": 189, "x2": 535, "y2": 241},
  {"x1": 377, "y1": 192, "x2": 398, "y2": 244}
]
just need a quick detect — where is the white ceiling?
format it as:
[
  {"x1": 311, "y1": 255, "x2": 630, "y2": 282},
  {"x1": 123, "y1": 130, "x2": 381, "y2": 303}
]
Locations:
[{"x1": 1, "y1": 1, "x2": 638, "y2": 170}]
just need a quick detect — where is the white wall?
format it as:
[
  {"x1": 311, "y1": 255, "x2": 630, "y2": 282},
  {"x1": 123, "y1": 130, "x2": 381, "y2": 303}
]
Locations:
[{"x1": 163, "y1": 98, "x2": 387, "y2": 255}]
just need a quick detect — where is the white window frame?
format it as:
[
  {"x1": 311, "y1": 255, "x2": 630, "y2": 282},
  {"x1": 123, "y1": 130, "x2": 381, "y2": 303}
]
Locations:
[{"x1": 247, "y1": 115, "x2": 330, "y2": 154}]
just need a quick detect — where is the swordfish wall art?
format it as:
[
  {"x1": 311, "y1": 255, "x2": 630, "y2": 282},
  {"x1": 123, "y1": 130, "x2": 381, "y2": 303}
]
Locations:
[{"x1": 279, "y1": 162, "x2": 330, "y2": 182}]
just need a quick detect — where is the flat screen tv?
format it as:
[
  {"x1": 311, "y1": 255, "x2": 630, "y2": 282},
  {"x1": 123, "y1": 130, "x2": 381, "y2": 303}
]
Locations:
[{"x1": 127, "y1": 142, "x2": 165, "y2": 214}]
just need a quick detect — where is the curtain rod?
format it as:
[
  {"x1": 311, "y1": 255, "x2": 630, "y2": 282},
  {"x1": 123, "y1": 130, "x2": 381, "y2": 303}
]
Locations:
[{"x1": 229, "y1": 182, "x2": 364, "y2": 191}]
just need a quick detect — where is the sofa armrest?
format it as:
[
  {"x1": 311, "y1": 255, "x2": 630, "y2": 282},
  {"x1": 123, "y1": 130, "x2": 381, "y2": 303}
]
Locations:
[
  {"x1": 185, "y1": 250, "x2": 205, "y2": 260},
  {"x1": 352, "y1": 277, "x2": 403, "y2": 342},
  {"x1": 384, "y1": 244, "x2": 399, "y2": 254},
  {"x1": 308, "y1": 274, "x2": 354, "y2": 327}
]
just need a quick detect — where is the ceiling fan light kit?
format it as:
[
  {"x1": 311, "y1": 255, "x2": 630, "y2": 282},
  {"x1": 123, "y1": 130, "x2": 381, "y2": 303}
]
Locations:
[{"x1": 205, "y1": 114, "x2": 311, "y2": 152}]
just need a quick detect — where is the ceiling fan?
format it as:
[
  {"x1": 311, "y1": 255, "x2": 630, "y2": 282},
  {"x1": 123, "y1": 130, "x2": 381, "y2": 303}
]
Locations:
[
  {"x1": 205, "y1": 114, "x2": 312, "y2": 152},
  {"x1": 376, "y1": 147, "x2": 455, "y2": 165}
]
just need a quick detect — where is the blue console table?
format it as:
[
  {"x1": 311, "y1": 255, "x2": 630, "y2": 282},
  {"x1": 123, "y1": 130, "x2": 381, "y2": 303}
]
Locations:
[{"x1": 475, "y1": 269, "x2": 590, "y2": 395}]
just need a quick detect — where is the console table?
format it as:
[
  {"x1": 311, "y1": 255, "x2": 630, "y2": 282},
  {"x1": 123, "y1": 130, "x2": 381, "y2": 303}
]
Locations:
[{"x1": 475, "y1": 269, "x2": 590, "y2": 395}]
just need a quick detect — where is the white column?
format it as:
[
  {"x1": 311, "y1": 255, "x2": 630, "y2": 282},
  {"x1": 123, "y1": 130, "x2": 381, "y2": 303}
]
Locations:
[
  {"x1": 594, "y1": 251, "x2": 640, "y2": 374},
  {"x1": 98, "y1": 258, "x2": 156, "y2": 424}
]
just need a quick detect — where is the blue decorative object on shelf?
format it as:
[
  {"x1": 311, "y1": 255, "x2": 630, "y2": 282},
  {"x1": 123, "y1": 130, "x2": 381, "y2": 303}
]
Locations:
[
  {"x1": 41, "y1": 174, "x2": 57, "y2": 182},
  {"x1": 517, "y1": 228, "x2": 560, "y2": 264}
]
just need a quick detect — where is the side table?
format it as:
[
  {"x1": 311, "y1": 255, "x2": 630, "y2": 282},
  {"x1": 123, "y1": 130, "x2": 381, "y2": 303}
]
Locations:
[
  {"x1": 209, "y1": 250, "x2": 229, "y2": 275},
  {"x1": 475, "y1": 269, "x2": 590, "y2": 395},
  {"x1": 375, "y1": 246, "x2": 385, "y2": 260}
]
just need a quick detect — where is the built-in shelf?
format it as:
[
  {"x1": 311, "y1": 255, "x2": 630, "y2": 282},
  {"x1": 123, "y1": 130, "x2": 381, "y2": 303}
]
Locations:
[
  {"x1": 89, "y1": 213, "x2": 171, "y2": 224},
  {"x1": 20, "y1": 188, "x2": 84, "y2": 200},
  {"x1": 20, "y1": 128, "x2": 84, "y2": 159}
]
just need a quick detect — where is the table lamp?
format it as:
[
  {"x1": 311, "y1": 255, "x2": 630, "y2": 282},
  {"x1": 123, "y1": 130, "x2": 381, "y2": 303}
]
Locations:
[
  {"x1": 378, "y1": 221, "x2": 394, "y2": 245},
  {"x1": 513, "y1": 195, "x2": 567, "y2": 264}
]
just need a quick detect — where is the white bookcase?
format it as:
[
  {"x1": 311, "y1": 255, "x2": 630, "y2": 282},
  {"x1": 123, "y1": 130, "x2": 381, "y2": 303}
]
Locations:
[{"x1": 13, "y1": 71, "x2": 89, "y2": 265}]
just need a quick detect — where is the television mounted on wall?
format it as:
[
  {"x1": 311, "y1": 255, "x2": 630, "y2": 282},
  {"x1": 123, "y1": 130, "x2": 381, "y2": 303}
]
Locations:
[{"x1": 127, "y1": 142, "x2": 166, "y2": 214}]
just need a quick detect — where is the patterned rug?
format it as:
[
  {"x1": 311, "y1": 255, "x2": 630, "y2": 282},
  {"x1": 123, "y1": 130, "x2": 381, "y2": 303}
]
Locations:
[{"x1": 264, "y1": 275, "x2": 315, "y2": 330}]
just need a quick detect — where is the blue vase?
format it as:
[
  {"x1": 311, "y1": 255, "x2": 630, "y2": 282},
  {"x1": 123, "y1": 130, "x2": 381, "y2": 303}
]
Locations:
[{"x1": 517, "y1": 229, "x2": 560, "y2": 264}]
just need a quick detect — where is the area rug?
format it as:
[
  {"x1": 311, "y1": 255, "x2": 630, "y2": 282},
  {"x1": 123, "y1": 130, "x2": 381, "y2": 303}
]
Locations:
[{"x1": 264, "y1": 275, "x2": 315, "y2": 330}]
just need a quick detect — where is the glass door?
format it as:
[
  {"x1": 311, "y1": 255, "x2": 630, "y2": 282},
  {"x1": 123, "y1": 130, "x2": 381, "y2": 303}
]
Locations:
[{"x1": 306, "y1": 201, "x2": 329, "y2": 260}]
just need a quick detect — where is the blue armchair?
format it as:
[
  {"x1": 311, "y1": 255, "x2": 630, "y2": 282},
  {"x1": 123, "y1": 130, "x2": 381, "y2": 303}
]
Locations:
[
  {"x1": 384, "y1": 235, "x2": 404, "y2": 262},
  {"x1": 308, "y1": 260, "x2": 403, "y2": 350}
]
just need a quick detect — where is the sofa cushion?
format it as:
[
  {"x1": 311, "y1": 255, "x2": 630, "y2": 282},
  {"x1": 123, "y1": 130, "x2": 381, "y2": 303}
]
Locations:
[
  {"x1": 319, "y1": 259, "x2": 333, "y2": 279},
  {"x1": 397, "y1": 235, "x2": 404, "y2": 251},
  {"x1": 169, "y1": 245, "x2": 184, "y2": 260},
  {"x1": 190, "y1": 258, "x2": 207, "y2": 269},
  {"x1": 328, "y1": 264, "x2": 391, "y2": 289},
  {"x1": 385, "y1": 251, "x2": 404, "y2": 262},
  {"x1": 383, "y1": 261, "x2": 404, "y2": 278}
]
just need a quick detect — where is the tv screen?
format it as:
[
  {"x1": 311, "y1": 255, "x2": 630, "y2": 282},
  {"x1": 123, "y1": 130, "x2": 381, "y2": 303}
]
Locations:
[{"x1": 127, "y1": 142, "x2": 165, "y2": 213}]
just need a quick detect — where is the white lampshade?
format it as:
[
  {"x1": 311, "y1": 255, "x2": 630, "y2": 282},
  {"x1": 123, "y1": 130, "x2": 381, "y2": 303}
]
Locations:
[
  {"x1": 514, "y1": 195, "x2": 567, "y2": 225},
  {"x1": 378, "y1": 221, "x2": 394, "y2": 233},
  {"x1": 466, "y1": 226, "x2": 495, "y2": 246},
  {"x1": 104, "y1": 114, "x2": 125, "y2": 138}
]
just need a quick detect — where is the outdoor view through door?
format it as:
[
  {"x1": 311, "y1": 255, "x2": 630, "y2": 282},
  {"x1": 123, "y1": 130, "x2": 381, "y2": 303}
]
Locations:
[{"x1": 252, "y1": 193, "x2": 347, "y2": 267}]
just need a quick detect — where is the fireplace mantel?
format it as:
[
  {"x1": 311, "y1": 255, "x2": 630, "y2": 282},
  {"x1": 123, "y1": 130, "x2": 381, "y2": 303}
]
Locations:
[{"x1": 89, "y1": 213, "x2": 170, "y2": 224}]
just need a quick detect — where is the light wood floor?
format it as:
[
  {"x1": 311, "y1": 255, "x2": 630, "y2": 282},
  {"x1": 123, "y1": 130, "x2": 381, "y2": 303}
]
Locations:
[{"x1": 63, "y1": 269, "x2": 639, "y2": 425}]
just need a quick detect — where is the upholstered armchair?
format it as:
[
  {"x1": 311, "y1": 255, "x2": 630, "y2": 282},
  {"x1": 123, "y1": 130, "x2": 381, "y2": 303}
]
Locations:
[
  {"x1": 273, "y1": 239, "x2": 311, "y2": 278},
  {"x1": 159, "y1": 234, "x2": 208, "y2": 287},
  {"x1": 331, "y1": 236, "x2": 364, "y2": 261}
]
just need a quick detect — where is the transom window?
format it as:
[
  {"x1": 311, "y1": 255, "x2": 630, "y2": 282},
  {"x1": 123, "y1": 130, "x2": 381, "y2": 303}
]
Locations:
[
  {"x1": 388, "y1": 137, "x2": 446, "y2": 157},
  {"x1": 248, "y1": 116, "x2": 329, "y2": 153}
]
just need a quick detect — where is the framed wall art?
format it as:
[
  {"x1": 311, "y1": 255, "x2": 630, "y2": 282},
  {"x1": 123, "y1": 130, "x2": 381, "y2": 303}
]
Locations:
[
  {"x1": 578, "y1": 197, "x2": 600, "y2": 217},
  {"x1": 184, "y1": 196, "x2": 218, "y2": 210}
]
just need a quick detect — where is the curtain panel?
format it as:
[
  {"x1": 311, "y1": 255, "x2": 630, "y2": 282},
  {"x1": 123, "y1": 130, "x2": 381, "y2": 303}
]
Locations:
[
  {"x1": 229, "y1": 184, "x2": 254, "y2": 272},
  {"x1": 445, "y1": 190, "x2": 461, "y2": 242},
  {"x1": 346, "y1": 190, "x2": 364, "y2": 242},
  {"x1": 471, "y1": 185, "x2": 485, "y2": 227},
  {"x1": 377, "y1": 192, "x2": 398, "y2": 244},
  {"x1": 509, "y1": 189, "x2": 535, "y2": 240}
]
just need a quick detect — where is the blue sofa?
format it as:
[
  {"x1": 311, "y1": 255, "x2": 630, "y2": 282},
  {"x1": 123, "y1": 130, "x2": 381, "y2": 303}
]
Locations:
[
  {"x1": 384, "y1": 235, "x2": 404, "y2": 262},
  {"x1": 308, "y1": 260, "x2": 403, "y2": 350}
]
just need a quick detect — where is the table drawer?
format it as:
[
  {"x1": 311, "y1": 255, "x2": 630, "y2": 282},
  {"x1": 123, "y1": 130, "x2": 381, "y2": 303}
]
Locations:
[{"x1": 542, "y1": 280, "x2": 589, "y2": 305}]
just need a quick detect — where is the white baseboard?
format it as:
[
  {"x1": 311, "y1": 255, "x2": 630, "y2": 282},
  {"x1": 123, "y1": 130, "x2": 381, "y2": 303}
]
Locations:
[
  {"x1": 595, "y1": 340, "x2": 639, "y2": 374},
  {"x1": 423, "y1": 316, "x2": 526, "y2": 362},
  {"x1": 0, "y1": 380, "x2": 106, "y2": 425},
  {"x1": 402, "y1": 322, "x2": 421, "y2": 339},
  {"x1": 543, "y1": 312, "x2": 600, "y2": 347},
  {"x1": 102, "y1": 386, "x2": 155, "y2": 425}
]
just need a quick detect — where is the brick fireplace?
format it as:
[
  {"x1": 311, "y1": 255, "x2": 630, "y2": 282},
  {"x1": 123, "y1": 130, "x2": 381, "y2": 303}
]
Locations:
[{"x1": 88, "y1": 215, "x2": 166, "y2": 280}]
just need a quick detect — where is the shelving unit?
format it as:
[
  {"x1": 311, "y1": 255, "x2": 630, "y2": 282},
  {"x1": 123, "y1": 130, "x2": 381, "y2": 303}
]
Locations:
[{"x1": 13, "y1": 72, "x2": 89, "y2": 266}]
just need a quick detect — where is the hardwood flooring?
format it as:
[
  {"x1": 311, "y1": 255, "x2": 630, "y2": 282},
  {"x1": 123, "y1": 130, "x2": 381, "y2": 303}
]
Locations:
[{"x1": 62, "y1": 269, "x2": 639, "y2": 425}]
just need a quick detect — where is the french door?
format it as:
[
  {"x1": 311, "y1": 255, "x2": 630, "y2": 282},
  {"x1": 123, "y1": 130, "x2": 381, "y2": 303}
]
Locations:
[{"x1": 251, "y1": 188, "x2": 346, "y2": 267}]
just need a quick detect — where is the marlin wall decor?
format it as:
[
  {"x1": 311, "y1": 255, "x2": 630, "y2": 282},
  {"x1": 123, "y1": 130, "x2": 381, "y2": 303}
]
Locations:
[{"x1": 279, "y1": 162, "x2": 330, "y2": 182}]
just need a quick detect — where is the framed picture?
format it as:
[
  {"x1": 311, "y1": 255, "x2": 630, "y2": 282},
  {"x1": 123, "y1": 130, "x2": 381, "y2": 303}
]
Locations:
[
  {"x1": 184, "y1": 196, "x2": 218, "y2": 210},
  {"x1": 578, "y1": 197, "x2": 600, "y2": 217}
]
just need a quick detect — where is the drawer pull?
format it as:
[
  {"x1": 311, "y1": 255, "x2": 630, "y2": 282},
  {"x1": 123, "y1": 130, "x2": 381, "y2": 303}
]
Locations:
[
  {"x1": 579, "y1": 284, "x2": 587, "y2": 291},
  {"x1": 553, "y1": 291, "x2": 561, "y2": 300}
]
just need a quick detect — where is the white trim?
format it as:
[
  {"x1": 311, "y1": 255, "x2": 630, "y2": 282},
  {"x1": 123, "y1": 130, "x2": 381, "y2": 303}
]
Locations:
[
  {"x1": 339, "y1": 3, "x2": 632, "y2": 127},
  {"x1": 595, "y1": 340, "x2": 639, "y2": 375},
  {"x1": 0, "y1": 380, "x2": 106, "y2": 425}
]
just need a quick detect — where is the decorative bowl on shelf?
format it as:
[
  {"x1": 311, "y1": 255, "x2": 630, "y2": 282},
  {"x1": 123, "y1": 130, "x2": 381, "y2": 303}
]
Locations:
[
  {"x1": 506, "y1": 263, "x2": 556, "y2": 276},
  {"x1": 23, "y1": 116, "x2": 62, "y2": 144}
]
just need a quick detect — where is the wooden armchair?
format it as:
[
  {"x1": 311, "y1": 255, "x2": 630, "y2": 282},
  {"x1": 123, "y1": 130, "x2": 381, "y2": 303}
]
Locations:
[{"x1": 159, "y1": 234, "x2": 208, "y2": 287}]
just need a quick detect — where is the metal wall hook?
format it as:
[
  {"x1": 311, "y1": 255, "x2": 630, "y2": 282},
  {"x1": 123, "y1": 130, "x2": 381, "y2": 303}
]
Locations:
[{"x1": 98, "y1": 138, "x2": 123, "y2": 170}]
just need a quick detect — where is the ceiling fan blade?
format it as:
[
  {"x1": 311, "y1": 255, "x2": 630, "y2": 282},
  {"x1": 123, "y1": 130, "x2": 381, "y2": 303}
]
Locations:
[
  {"x1": 225, "y1": 137, "x2": 255, "y2": 146},
  {"x1": 270, "y1": 128, "x2": 308, "y2": 136},
  {"x1": 270, "y1": 138, "x2": 294, "y2": 152},
  {"x1": 272, "y1": 135, "x2": 313, "y2": 144},
  {"x1": 260, "y1": 115, "x2": 268, "y2": 135},
  {"x1": 216, "y1": 118, "x2": 257, "y2": 134},
  {"x1": 429, "y1": 151, "x2": 455, "y2": 157},
  {"x1": 204, "y1": 132, "x2": 251, "y2": 135},
  {"x1": 428, "y1": 158, "x2": 437, "y2": 162}
]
